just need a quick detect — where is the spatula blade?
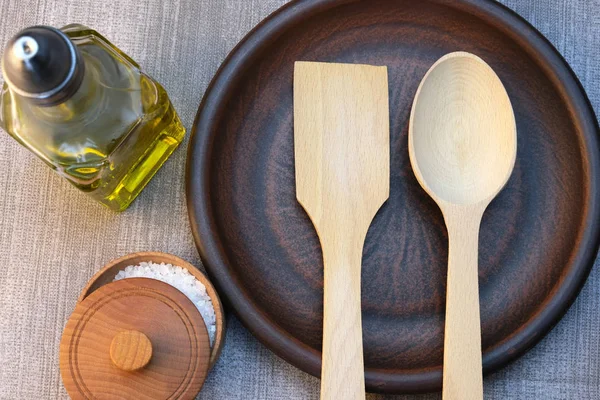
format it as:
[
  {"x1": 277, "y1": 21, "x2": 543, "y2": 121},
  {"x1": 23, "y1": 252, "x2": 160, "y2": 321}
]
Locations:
[{"x1": 294, "y1": 61, "x2": 390, "y2": 232}]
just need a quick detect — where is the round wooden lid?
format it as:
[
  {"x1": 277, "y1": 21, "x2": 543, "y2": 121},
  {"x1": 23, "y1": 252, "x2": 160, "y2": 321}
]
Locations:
[{"x1": 60, "y1": 278, "x2": 210, "y2": 400}]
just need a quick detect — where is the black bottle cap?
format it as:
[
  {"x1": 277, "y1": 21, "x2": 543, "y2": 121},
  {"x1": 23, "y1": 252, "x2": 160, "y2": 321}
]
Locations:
[{"x1": 1, "y1": 26, "x2": 84, "y2": 106}]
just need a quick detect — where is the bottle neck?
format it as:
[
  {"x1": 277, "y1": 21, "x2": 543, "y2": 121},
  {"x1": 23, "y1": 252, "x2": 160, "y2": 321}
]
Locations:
[{"x1": 31, "y1": 55, "x2": 102, "y2": 121}]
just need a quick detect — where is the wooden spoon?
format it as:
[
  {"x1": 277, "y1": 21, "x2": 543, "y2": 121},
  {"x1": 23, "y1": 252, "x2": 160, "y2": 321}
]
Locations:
[
  {"x1": 408, "y1": 52, "x2": 517, "y2": 400},
  {"x1": 294, "y1": 61, "x2": 390, "y2": 400}
]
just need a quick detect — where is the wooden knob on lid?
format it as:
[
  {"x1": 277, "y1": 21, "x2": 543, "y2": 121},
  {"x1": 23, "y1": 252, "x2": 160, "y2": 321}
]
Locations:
[
  {"x1": 110, "y1": 330, "x2": 153, "y2": 371},
  {"x1": 60, "y1": 278, "x2": 210, "y2": 400}
]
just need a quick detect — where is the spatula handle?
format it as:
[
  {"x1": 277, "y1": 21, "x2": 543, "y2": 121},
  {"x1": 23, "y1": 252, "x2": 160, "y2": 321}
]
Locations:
[
  {"x1": 443, "y1": 210, "x2": 484, "y2": 400},
  {"x1": 321, "y1": 245, "x2": 365, "y2": 400}
]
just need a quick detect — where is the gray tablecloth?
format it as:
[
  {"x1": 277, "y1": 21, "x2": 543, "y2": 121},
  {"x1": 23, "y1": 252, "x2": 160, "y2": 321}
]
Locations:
[{"x1": 0, "y1": 0, "x2": 598, "y2": 399}]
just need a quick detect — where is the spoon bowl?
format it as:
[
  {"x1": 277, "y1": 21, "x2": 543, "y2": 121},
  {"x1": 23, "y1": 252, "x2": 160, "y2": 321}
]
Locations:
[
  {"x1": 409, "y1": 51, "x2": 517, "y2": 400},
  {"x1": 409, "y1": 52, "x2": 517, "y2": 206}
]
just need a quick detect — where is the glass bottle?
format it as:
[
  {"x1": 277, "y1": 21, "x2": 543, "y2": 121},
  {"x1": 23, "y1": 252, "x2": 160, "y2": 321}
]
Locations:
[{"x1": 0, "y1": 25, "x2": 185, "y2": 211}]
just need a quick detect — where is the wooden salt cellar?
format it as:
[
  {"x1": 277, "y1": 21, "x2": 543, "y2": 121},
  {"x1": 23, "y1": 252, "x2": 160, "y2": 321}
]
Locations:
[{"x1": 60, "y1": 252, "x2": 226, "y2": 399}]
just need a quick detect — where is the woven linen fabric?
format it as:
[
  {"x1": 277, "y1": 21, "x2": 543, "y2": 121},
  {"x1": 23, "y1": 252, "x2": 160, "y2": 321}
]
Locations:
[{"x1": 0, "y1": 0, "x2": 598, "y2": 399}]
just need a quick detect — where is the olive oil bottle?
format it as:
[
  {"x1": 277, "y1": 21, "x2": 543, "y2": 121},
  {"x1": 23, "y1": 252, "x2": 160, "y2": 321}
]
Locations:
[{"x1": 0, "y1": 24, "x2": 185, "y2": 211}]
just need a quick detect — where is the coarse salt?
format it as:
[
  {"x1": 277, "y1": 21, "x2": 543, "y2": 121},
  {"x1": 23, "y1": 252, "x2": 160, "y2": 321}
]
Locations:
[{"x1": 113, "y1": 262, "x2": 217, "y2": 346}]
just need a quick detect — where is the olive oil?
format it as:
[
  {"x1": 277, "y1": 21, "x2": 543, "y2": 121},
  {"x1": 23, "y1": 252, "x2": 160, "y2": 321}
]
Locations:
[{"x1": 0, "y1": 24, "x2": 185, "y2": 211}]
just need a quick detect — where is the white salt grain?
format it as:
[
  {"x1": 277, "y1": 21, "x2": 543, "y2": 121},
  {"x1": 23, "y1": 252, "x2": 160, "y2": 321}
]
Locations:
[{"x1": 113, "y1": 262, "x2": 217, "y2": 346}]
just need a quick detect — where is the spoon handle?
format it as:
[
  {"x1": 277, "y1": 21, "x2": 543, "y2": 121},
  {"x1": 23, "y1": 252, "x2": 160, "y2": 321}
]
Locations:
[
  {"x1": 320, "y1": 242, "x2": 365, "y2": 400},
  {"x1": 443, "y1": 209, "x2": 484, "y2": 400}
]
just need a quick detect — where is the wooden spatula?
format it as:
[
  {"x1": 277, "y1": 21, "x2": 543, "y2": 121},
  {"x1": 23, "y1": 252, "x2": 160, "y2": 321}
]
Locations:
[{"x1": 294, "y1": 61, "x2": 390, "y2": 400}]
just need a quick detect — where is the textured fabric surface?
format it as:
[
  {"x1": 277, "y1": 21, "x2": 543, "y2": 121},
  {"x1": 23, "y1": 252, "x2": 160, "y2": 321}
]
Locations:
[{"x1": 0, "y1": 0, "x2": 598, "y2": 399}]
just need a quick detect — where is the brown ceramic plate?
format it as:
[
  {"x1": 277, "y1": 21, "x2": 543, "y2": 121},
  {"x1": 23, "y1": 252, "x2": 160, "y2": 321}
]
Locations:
[{"x1": 186, "y1": 0, "x2": 600, "y2": 394}]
